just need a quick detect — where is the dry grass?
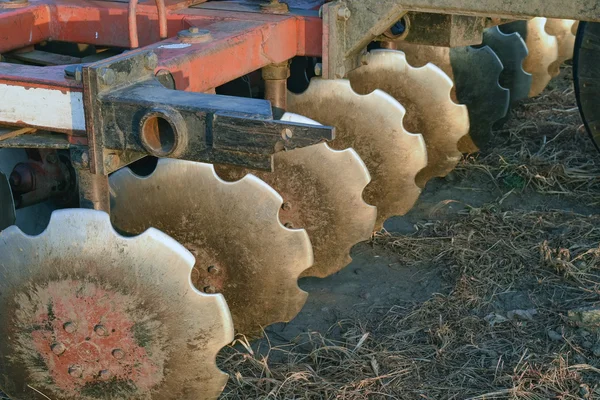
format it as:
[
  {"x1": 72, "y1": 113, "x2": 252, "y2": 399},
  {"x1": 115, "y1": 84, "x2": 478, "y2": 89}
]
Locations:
[{"x1": 219, "y1": 68, "x2": 600, "y2": 399}]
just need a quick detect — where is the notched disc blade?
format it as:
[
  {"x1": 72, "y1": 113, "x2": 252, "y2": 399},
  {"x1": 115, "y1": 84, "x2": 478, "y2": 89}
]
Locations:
[
  {"x1": 395, "y1": 43, "x2": 509, "y2": 152},
  {"x1": 110, "y1": 159, "x2": 312, "y2": 337},
  {"x1": 483, "y1": 26, "x2": 533, "y2": 103},
  {"x1": 501, "y1": 18, "x2": 559, "y2": 97},
  {"x1": 0, "y1": 209, "x2": 233, "y2": 400},
  {"x1": 546, "y1": 18, "x2": 577, "y2": 77},
  {"x1": 450, "y1": 46, "x2": 510, "y2": 150},
  {"x1": 348, "y1": 49, "x2": 469, "y2": 188},
  {"x1": 216, "y1": 113, "x2": 376, "y2": 279},
  {"x1": 0, "y1": 171, "x2": 16, "y2": 230},
  {"x1": 287, "y1": 78, "x2": 427, "y2": 230}
]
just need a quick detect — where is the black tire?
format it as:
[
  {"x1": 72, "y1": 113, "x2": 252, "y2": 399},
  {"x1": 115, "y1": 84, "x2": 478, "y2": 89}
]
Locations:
[{"x1": 574, "y1": 21, "x2": 600, "y2": 152}]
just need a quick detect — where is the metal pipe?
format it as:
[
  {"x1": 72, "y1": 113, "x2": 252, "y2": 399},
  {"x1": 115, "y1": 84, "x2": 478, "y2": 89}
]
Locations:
[
  {"x1": 262, "y1": 61, "x2": 291, "y2": 113},
  {"x1": 128, "y1": 0, "x2": 168, "y2": 49},
  {"x1": 380, "y1": 41, "x2": 398, "y2": 50}
]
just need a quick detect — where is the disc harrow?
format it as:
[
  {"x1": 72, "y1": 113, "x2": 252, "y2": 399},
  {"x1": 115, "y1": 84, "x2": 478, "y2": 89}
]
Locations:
[{"x1": 0, "y1": 0, "x2": 595, "y2": 398}]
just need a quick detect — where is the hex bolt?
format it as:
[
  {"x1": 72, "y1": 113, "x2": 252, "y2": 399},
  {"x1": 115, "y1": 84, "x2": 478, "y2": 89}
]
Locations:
[
  {"x1": 207, "y1": 265, "x2": 219, "y2": 274},
  {"x1": 104, "y1": 153, "x2": 120, "y2": 171},
  {"x1": 64, "y1": 64, "x2": 83, "y2": 82},
  {"x1": 94, "y1": 324, "x2": 108, "y2": 337},
  {"x1": 281, "y1": 128, "x2": 293, "y2": 140},
  {"x1": 68, "y1": 365, "x2": 83, "y2": 378},
  {"x1": 51, "y1": 343, "x2": 66, "y2": 356},
  {"x1": 144, "y1": 52, "x2": 159, "y2": 71},
  {"x1": 99, "y1": 370, "x2": 111, "y2": 380},
  {"x1": 337, "y1": 6, "x2": 351, "y2": 21},
  {"x1": 98, "y1": 68, "x2": 116, "y2": 86},
  {"x1": 281, "y1": 202, "x2": 292, "y2": 211},
  {"x1": 314, "y1": 63, "x2": 323, "y2": 77},
  {"x1": 63, "y1": 322, "x2": 77, "y2": 333},
  {"x1": 112, "y1": 349, "x2": 125, "y2": 360},
  {"x1": 203, "y1": 286, "x2": 217, "y2": 294},
  {"x1": 177, "y1": 28, "x2": 212, "y2": 42}
]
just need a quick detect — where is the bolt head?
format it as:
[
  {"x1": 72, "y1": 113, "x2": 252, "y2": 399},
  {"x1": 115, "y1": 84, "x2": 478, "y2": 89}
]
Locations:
[
  {"x1": 94, "y1": 324, "x2": 108, "y2": 337},
  {"x1": 314, "y1": 63, "x2": 323, "y2": 77},
  {"x1": 68, "y1": 365, "x2": 83, "y2": 378},
  {"x1": 51, "y1": 343, "x2": 66, "y2": 356},
  {"x1": 188, "y1": 26, "x2": 199, "y2": 33},
  {"x1": 145, "y1": 52, "x2": 159, "y2": 71},
  {"x1": 112, "y1": 349, "x2": 125, "y2": 359},
  {"x1": 207, "y1": 266, "x2": 219, "y2": 274},
  {"x1": 63, "y1": 322, "x2": 77, "y2": 333},
  {"x1": 281, "y1": 128, "x2": 293, "y2": 140},
  {"x1": 281, "y1": 202, "x2": 292, "y2": 211},
  {"x1": 284, "y1": 222, "x2": 294, "y2": 229},
  {"x1": 203, "y1": 286, "x2": 217, "y2": 294},
  {"x1": 98, "y1": 68, "x2": 116, "y2": 86},
  {"x1": 99, "y1": 370, "x2": 111, "y2": 380},
  {"x1": 337, "y1": 6, "x2": 351, "y2": 21}
]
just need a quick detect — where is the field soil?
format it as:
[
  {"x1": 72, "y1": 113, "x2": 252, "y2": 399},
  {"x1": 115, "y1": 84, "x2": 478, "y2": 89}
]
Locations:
[{"x1": 219, "y1": 67, "x2": 600, "y2": 399}]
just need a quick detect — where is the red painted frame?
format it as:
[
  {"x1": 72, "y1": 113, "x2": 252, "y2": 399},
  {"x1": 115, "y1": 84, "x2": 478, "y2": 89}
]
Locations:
[{"x1": 0, "y1": 0, "x2": 322, "y2": 96}]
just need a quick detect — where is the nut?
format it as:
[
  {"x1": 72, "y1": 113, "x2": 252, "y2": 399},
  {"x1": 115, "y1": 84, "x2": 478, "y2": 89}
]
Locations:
[
  {"x1": 337, "y1": 6, "x2": 351, "y2": 21},
  {"x1": 63, "y1": 322, "x2": 77, "y2": 333},
  {"x1": 68, "y1": 365, "x2": 83, "y2": 378},
  {"x1": 112, "y1": 349, "x2": 125, "y2": 359},
  {"x1": 177, "y1": 28, "x2": 212, "y2": 43},
  {"x1": 98, "y1": 68, "x2": 116, "y2": 86},
  {"x1": 207, "y1": 266, "x2": 219, "y2": 274},
  {"x1": 314, "y1": 63, "x2": 323, "y2": 77},
  {"x1": 51, "y1": 343, "x2": 66, "y2": 356},
  {"x1": 94, "y1": 324, "x2": 109, "y2": 337},
  {"x1": 203, "y1": 286, "x2": 217, "y2": 294},
  {"x1": 144, "y1": 52, "x2": 159, "y2": 71}
]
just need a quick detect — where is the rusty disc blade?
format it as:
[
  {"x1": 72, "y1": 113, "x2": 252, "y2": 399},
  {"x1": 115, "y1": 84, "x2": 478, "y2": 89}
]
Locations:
[
  {"x1": 215, "y1": 113, "x2": 376, "y2": 279},
  {"x1": 287, "y1": 78, "x2": 427, "y2": 230},
  {"x1": 501, "y1": 18, "x2": 559, "y2": 97},
  {"x1": 110, "y1": 159, "x2": 313, "y2": 337},
  {"x1": 348, "y1": 49, "x2": 469, "y2": 188},
  {"x1": 545, "y1": 19, "x2": 577, "y2": 78},
  {"x1": 0, "y1": 170, "x2": 15, "y2": 230},
  {"x1": 0, "y1": 209, "x2": 233, "y2": 400}
]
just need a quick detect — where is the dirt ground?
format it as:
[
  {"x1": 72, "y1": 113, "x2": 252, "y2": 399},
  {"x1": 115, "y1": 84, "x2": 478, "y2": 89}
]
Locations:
[{"x1": 218, "y1": 67, "x2": 600, "y2": 399}]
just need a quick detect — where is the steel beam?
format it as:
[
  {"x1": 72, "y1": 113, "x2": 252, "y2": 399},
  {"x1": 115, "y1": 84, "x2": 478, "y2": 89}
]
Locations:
[
  {"x1": 398, "y1": 0, "x2": 600, "y2": 21},
  {"x1": 322, "y1": 0, "x2": 600, "y2": 80}
]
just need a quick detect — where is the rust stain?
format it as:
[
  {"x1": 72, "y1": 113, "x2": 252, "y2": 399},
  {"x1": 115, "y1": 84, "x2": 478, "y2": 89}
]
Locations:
[{"x1": 13, "y1": 279, "x2": 166, "y2": 398}]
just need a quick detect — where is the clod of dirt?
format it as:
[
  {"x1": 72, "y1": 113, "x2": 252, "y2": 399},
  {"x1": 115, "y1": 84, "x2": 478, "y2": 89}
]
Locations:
[
  {"x1": 507, "y1": 308, "x2": 537, "y2": 321},
  {"x1": 547, "y1": 330, "x2": 563, "y2": 342},
  {"x1": 569, "y1": 306, "x2": 600, "y2": 331}
]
